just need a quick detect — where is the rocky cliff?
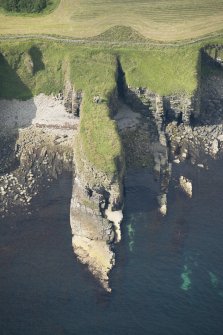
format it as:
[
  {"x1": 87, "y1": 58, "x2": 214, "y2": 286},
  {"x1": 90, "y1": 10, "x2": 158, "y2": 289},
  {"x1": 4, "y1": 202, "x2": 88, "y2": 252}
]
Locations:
[
  {"x1": 2, "y1": 43, "x2": 223, "y2": 293},
  {"x1": 116, "y1": 47, "x2": 223, "y2": 216},
  {"x1": 36, "y1": 50, "x2": 223, "y2": 291}
]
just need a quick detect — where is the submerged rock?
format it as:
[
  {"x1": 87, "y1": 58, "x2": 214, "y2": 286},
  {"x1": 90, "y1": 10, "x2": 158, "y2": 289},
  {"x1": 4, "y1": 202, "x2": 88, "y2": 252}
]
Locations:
[
  {"x1": 105, "y1": 207, "x2": 123, "y2": 243},
  {"x1": 179, "y1": 176, "x2": 192, "y2": 198},
  {"x1": 158, "y1": 193, "x2": 167, "y2": 216},
  {"x1": 210, "y1": 139, "x2": 219, "y2": 156}
]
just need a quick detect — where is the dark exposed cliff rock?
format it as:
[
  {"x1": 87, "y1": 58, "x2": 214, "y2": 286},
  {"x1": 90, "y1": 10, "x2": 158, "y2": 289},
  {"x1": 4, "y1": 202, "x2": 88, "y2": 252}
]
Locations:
[
  {"x1": 63, "y1": 80, "x2": 82, "y2": 117},
  {"x1": 70, "y1": 177, "x2": 117, "y2": 292}
]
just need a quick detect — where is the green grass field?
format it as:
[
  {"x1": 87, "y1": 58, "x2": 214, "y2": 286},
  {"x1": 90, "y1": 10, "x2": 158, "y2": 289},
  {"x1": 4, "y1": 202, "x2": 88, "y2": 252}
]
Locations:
[{"x1": 1, "y1": 0, "x2": 223, "y2": 41}]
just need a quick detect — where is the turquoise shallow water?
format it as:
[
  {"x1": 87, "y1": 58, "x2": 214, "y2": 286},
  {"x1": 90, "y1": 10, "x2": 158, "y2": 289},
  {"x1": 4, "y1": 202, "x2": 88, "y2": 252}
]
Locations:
[{"x1": 0, "y1": 161, "x2": 223, "y2": 335}]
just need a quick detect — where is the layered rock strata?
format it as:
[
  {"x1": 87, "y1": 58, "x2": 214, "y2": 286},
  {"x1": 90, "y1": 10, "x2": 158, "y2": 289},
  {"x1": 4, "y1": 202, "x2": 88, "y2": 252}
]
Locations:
[
  {"x1": 63, "y1": 80, "x2": 82, "y2": 117},
  {"x1": 70, "y1": 133, "x2": 123, "y2": 291},
  {"x1": 123, "y1": 86, "x2": 172, "y2": 216},
  {"x1": 70, "y1": 178, "x2": 119, "y2": 292}
]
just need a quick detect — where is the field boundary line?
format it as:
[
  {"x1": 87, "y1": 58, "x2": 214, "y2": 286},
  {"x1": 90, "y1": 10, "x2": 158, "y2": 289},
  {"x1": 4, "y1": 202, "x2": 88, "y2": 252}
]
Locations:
[{"x1": 1, "y1": 32, "x2": 223, "y2": 47}]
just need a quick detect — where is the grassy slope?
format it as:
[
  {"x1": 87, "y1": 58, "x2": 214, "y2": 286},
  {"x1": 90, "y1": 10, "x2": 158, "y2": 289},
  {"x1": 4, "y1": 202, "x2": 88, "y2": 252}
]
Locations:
[
  {"x1": 0, "y1": 0, "x2": 223, "y2": 41},
  {"x1": 119, "y1": 47, "x2": 199, "y2": 95},
  {"x1": 0, "y1": 41, "x2": 65, "y2": 99}
]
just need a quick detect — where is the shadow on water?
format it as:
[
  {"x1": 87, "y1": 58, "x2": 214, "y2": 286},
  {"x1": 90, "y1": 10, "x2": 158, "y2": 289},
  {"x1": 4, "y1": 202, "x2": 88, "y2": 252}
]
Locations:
[{"x1": 0, "y1": 52, "x2": 36, "y2": 173}]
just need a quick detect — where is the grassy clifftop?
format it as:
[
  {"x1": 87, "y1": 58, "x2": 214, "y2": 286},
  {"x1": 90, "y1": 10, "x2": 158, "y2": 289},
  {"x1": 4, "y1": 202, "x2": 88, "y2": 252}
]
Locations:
[
  {"x1": 0, "y1": 40, "x2": 206, "y2": 177},
  {"x1": 120, "y1": 47, "x2": 199, "y2": 96}
]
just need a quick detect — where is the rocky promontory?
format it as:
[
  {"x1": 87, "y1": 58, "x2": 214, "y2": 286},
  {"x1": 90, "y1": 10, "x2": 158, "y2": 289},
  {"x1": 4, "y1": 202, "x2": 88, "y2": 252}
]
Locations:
[
  {"x1": 70, "y1": 124, "x2": 124, "y2": 292},
  {"x1": 2, "y1": 42, "x2": 223, "y2": 293}
]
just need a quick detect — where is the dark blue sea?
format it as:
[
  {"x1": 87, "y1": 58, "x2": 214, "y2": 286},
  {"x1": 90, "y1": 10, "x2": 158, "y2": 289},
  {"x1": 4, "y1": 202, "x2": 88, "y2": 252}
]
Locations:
[{"x1": 0, "y1": 159, "x2": 223, "y2": 335}]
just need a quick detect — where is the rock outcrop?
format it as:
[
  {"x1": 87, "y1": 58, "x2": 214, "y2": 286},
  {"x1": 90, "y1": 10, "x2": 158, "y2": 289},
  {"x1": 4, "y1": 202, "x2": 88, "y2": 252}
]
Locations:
[
  {"x1": 0, "y1": 94, "x2": 77, "y2": 215},
  {"x1": 179, "y1": 176, "x2": 192, "y2": 198},
  {"x1": 70, "y1": 178, "x2": 116, "y2": 292},
  {"x1": 63, "y1": 80, "x2": 82, "y2": 117}
]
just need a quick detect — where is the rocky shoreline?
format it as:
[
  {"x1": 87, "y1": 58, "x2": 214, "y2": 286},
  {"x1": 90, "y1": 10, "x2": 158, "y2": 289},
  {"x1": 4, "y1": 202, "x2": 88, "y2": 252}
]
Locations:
[
  {"x1": 119, "y1": 47, "x2": 223, "y2": 216},
  {"x1": 2, "y1": 83, "x2": 223, "y2": 291},
  {"x1": 0, "y1": 94, "x2": 76, "y2": 217},
  {"x1": 1, "y1": 88, "x2": 223, "y2": 290},
  {"x1": 2, "y1": 47, "x2": 223, "y2": 292}
]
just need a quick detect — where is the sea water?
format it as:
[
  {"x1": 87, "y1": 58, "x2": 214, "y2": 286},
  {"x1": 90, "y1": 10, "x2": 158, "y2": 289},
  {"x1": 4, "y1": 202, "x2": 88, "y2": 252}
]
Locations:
[{"x1": 0, "y1": 160, "x2": 223, "y2": 335}]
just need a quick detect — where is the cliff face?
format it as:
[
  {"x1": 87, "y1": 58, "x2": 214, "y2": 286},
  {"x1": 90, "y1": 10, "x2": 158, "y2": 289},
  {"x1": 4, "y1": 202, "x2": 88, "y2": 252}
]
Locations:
[
  {"x1": 119, "y1": 83, "x2": 198, "y2": 214},
  {"x1": 70, "y1": 176, "x2": 122, "y2": 292}
]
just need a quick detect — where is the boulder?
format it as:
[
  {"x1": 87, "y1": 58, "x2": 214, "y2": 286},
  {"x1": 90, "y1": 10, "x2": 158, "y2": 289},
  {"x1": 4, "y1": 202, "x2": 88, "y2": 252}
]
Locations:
[{"x1": 179, "y1": 176, "x2": 192, "y2": 198}]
